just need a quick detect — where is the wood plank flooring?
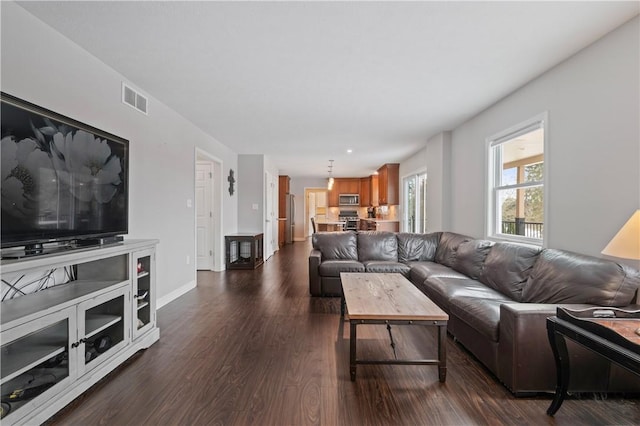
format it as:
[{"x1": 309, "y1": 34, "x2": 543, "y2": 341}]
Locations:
[{"x1": 48, "y1": 240, "x2": 639, "y2": 425}]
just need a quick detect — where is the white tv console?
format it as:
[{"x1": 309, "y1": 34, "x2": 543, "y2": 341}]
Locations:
[{"x1": 0, "y1": 239, "x2": 159, "y2": 425}]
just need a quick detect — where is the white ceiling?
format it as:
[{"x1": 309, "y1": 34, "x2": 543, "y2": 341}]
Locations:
[{"x1": 16, "y1": 1, "x2": 639, "y2": 178}]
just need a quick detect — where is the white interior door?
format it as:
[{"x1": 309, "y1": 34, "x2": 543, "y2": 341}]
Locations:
[
  {"x1": 265, "y1": 172, "x2": 275, "y2": 259},
  {"x1": 196, "y1": 162, "x2": 213, "y2": 270}
]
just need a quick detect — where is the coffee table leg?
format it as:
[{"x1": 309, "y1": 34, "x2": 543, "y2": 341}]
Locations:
[
  {"x1": 438, "y1": 324, "x2": 447, "y2": 383},
  {"x1": 350, "y1": 321, "x2": 357, "y2": 381}
]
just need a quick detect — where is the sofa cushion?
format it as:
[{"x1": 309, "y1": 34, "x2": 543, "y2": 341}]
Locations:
[
  {"x1": 363, "y1": 261, "x2": 410, "y2": 276},
  {"x1": 415, "y1": 276, "x2": 508, "y2": 311},
  {"x1": 522, "y1": 249, "x2": 640, "y2": 306},
  {"x1": 397, "y1": 232, "x2": 441, "y2": 263},
  {"x1": 408, "y1": 262, "x2": 469, "y2": 285},
  {"x1": 312, "y1": 231, "x2": 358, "y2": 260},
  {"x1": 449, "y1": 296, "x2": 511, "y2": 342},
  {"x1": 318, "y1": 260, "x2": 365, "y2": 277},
  {"x1": 452, "y1": 239, "x2": 494, "y2": 280},
  {"x1": 434, "y1": 232, "x2": 474, "y2": 267},
  {"x1": 480, "y1": 242, "x2": 542, "y2": 302},
  {"x1": 357, "y1": 231, "x2": 398, "y2": 262}
]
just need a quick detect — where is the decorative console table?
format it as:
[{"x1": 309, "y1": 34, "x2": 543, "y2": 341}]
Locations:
[
  {"x1": 225, "y1": 233, "x2": 264, "y2": 270},
  {"x1": 546, "y1": 307, "x2": 640, "y2": 416},
  {"x1": 0, "y1": 240, "x2": 159, "y2": 425}
]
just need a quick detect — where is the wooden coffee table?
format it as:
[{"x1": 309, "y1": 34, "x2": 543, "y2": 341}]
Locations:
[{"x1": 340, "y1": 272, "x2": 449, "y2": 382}]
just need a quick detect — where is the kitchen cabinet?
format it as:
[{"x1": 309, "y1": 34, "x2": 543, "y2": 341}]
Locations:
[
  {"x1": 328, "y1": 184, "x2": 339, "y2": 207},
  {"x1": 328, "y1": 178, "x2": 360, "y2": 207},
  {"x1": 278, "y1": 219, "x2": 286, "y2": 247},
  {"x1": 340, "y1": 178, "x2": 360, "y2": 195},
  {"x1": 360, "y1": 175, "x2": 379, "y2": 206},
  {"x1": 377, "y1": 163, "x2": 399, "y2": 205},
  {"x1": 278, "y1": 176, "x2": 290, "y2": 218},
  {"x1": 360, "y1": 178, "x2": 370, "y2": 206}
]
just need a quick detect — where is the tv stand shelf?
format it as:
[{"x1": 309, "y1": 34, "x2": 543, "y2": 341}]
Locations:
[{"x1": 0, "y1": 239, "x2": 159, "y2": 425}]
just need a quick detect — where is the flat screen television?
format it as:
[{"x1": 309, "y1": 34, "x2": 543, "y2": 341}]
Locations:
[{"x1": 1, "y1": 92, "x2": 129, "y2": 256}]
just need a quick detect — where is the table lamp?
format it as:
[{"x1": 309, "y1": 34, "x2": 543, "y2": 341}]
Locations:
[
  {"x1": 601, "y1": 209, "x2": 640, "y2": 335},
  {"x1": 601, "y1": 209, "x2": 640, "y2": 260}
]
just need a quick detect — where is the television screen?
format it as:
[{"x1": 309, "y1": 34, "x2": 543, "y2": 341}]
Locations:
[{"x1": 1, "y1": 93, "x2": 128, "y2": 249}]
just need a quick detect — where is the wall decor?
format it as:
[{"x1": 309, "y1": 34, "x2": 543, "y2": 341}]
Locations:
[{"x1": 228, "y1": 169, "x2": 235, "y2": 195}]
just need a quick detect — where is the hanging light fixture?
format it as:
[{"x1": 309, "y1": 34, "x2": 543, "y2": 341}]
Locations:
[{"x1": 327, "y1": 160, "x2": 334, "y2": 190}]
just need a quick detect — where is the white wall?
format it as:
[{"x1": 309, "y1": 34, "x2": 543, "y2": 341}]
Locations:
[
  {"x1": 448, "y1": 16, "x2": 639, "y2": 266},
  {"x1": 426, "y1": 132, "x2": 452, "y2": 232},
  {"x1": 1, "y1": 2, "x2": 239, "y2": 302},
  {"x1": 238, "y1": 155, "x2": 264, "y2": 232},
  {"x1": 398, "y1": 131, "x2": 453, "y2": 233}
]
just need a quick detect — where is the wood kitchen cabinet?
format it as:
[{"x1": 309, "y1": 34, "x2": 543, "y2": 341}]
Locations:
[
  {"x1": 360, "y1": 175, "x2": 379, "y2": 206},
  {"x1": 360, "y1": 178, "x2": 370, "y2": 206},
  {"x1": 278, "y1": 176, "x2": 290, "y2": 218},
  {"x1": 328, "y1": 178, "x2": 360, "y2": 206},
  {"x1": 340, "y1": 178, "x2": 360, "y2": 195},
  {"x1": 328, "y1": 182, "x2": 339, "y2": 207},
  {"x1": 278, "y1": 220, "x2": 286, "y2": 247},
  {"x1": 377, "y1": 163, "x2": 399, "y2": 205}
]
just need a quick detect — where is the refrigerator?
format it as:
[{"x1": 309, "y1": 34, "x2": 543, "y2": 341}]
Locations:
[{"x1": 284, "y1": 194, "x2": 295, "y2": 244}]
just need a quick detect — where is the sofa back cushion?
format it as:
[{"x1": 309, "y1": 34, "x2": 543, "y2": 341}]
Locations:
[
  {"x1": 397, "y1": 232, "x2": 441, "y2": 263},
  {"x1": 312, "y1": 231, "x2": 358, "y2": 261},
  {"x1": 480, "y1": 242, "x2": 542, "y2": 301},
  {"x1": 452, "y1": 239, "x2": 494, "y2": 280},
  {"x1": 357, "y1": 231, "x2": 398, "y2": 262},
  {"x1": 434, "y1": 232, "x2": 474, "y2": 267},
  {"x1": 522, "y1": 249, "x2": 640, "y2": 306}
]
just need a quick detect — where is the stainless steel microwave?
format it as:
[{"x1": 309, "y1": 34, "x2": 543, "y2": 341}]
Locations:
[{"x1": 339, "y1": 194, "x2": 360, "y2": 206}]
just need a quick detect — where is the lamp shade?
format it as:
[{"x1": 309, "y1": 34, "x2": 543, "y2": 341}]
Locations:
[{"x1": 601, "y1": 210, "x2": 640, "y2": 260}]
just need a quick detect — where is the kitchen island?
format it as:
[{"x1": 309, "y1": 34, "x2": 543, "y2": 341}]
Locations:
[
  {"x1": 315, "y1": 220, "x2": 346, "y2": 232},
  {"x1": 359, "y1": 218, "x2": 400, "y2": 232}
]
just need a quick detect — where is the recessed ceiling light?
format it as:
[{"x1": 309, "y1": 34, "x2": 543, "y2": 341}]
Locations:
[{"x1": 347, "y1": 149, "x2": 353, "y2": 154}]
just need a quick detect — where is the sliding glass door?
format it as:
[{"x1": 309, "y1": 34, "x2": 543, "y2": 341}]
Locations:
[{"x1": 403, "y1": 172, "x2": 427, "y2": 233}]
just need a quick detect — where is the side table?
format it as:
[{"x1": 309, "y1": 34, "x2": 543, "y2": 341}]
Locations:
[
  {"x1": 225, "y1": 233, "x2": 264, "y2": 270},
  {"x1": 546, "y1": 308, "x2": 640, "y2": 416}
]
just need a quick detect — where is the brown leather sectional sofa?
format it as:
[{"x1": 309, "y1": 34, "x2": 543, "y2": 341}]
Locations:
[{"x1": 308, "y1": 230, "x2": 640, "y2": 395}]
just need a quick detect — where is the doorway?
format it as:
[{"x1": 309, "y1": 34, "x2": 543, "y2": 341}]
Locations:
[
  {"x1": 195, "y1": 149, "x2": 223, "y2": 271},
  {"x1": 304, "y1": 188, "x2": 328, "y2": 237}
]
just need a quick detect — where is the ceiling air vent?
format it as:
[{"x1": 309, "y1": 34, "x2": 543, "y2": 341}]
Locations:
[{"x1": 122, "y1": 82, "x2": 148, "y2": 115}]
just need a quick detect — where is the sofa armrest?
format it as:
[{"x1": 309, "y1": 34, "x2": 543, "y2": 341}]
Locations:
[
  {"x1": 309, "y1": 249, "x2": 322, "y2": 296},
  {"x1": 498, "y1": 303, "x2": 592, "y2": 394}
]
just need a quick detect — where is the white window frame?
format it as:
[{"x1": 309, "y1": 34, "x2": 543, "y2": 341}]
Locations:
[{"x1": 485, "y1": 112, "x2": 549, "y2": 246}]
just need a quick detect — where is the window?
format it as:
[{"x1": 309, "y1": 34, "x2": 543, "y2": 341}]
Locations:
[
  {"x1": 403, "y1": 172, "x2": 427, "y2": 233},
  {"x1": 487, "y1": 114, "x2": 546, "y2": 244}
]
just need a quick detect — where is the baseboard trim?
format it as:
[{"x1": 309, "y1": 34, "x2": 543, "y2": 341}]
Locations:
[{"x1": 157, "y1": 280, "x2": 196, "y2": 309}]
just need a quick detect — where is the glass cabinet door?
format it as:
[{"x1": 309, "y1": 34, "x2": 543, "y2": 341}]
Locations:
[
  {"x1": 132, "y1": 249, "x2": 155, "y2": 340},
  {"x1": 77, "y1": 285, "x2": 130, "y2": 376},
  {"x1": 1, "y1": 307, "x2": 76, "y2": 425}
]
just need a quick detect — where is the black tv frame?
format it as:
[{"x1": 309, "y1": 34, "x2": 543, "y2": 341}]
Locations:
[{"x1": 1, "y1": 92, "x2": 129, "y2": 257}]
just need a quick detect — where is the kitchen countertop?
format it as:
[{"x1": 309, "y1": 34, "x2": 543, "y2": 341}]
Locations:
[
  {"x1": 315, "y1": 220, "x2": 346, "y2": 225},
  {"x1": 359, "y1": 218, "x2": 399, "y2": 223}
]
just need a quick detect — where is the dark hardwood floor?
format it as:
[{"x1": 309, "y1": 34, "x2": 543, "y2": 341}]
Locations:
[{"x1": 49, "y1": 240, "x2": 639, "y2": 425}]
